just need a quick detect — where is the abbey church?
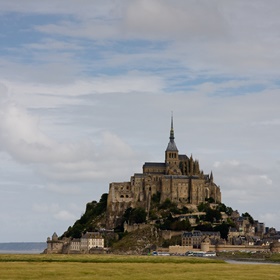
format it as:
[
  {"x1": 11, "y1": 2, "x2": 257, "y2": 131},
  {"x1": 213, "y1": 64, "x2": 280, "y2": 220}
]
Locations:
[{"x1": 106, "y1": 117, "x2": 221, "y2": 228}]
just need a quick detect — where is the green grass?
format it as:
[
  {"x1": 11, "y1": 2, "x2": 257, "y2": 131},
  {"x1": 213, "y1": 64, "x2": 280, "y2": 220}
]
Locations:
[
  {"x1": 0, "y1": 254, "x2": 279, "y2": 280},
  {"x1": 0, "y1": 254, "x2": 223, "y2": 263}
]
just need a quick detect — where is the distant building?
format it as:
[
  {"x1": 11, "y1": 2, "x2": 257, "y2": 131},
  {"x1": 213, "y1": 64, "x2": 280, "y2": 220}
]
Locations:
[
  {"x1": 81, "y1": 232, "x2": 104, "y2": 252},
  {"x1": 181, "y1": 230, "x2": 220, "y2": 248},
  {"x1": 46, "y1": 232, "x2": 65, "y2": 254},
  {"x1": 70, "y1": 239, "x2": 81, "y2": 252},
  {"x1": 46, "y1": 232, "x2": 104, "y2": 254}
]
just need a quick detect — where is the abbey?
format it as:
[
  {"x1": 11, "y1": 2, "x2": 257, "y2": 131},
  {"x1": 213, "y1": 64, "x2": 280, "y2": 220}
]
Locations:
[{"x1": 106, "y1": 117, "x2": 221, "y2": 228}]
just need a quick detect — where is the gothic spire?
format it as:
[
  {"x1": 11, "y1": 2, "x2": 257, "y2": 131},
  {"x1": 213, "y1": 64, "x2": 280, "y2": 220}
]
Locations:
[
  {"x1": 170, "y1": 112, "x2": 175, "y2": 141},
  {"x1": 210, "y1": 171, "x2": 214, "y2": 182},
  {"x1": 166, "y1": 113, "x2": 178, "y2": 151}
]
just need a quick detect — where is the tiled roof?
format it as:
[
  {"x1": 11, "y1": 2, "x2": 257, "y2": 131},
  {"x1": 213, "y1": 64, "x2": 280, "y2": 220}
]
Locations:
[{"x1": 143, "y1": 162, "x2": 166, "y2": 167}]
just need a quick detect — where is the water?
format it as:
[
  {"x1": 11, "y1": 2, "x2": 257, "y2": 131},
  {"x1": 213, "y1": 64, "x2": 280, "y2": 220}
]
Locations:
[
  {"x1": 226, "y1": 259, "x2": 280, "y2": 265},
  {"x1": 0, "y1": 242, "x2": 46, "y2": 254}
]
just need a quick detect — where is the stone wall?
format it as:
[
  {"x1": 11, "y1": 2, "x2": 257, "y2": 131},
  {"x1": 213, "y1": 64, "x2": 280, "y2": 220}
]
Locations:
[
  {"x1": 270, "y1": 241, "x2": 280, "y2": 253},
  {"x1": 169, "y1": 245, "x2": 192, "y2": 254},
  {"x1": 161, "y1": 230, "x2": 182, "y2": 240},
  {"x1": 46, "y1": 240, "x2": 64, "y2": 254},
  {"x1": 212, "y1": 244, "x2": 270, "y2": 252},
  {"x1": 124, "y1": 223, "x2": 150, "y2": 233}
]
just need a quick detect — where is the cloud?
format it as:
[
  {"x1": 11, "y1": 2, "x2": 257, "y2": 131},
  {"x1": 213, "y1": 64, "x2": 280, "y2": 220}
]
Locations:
[
  {"x1": 0, "y1": 98, "x2": 142, "y2": 183},
  {"x1": 0, "y1": 101, "x2": 95, "y2": 163},
  {"x1": 13, "y1": 1, "x2": 226, "y2": 41},
  {"x1": 212, "y1": 160, "x2": 275, "y2": 205},
  {"x1": 0, "y1": 0, "x2": 115, "y2": 18},
  {"x1": 33, "y1": 203, "x2": 60, "y2": 213},
  {"x1": 252, "y1": 119, "x2": 280, "y2": 126},
  {"x1": 46, "y1": 184, "x2": 81, "y2": 195},
  {"x1": 54, "y1": 210, "x2": 77, "y2": 221},
  {"x1": 1, "y1": 0, "x2": 280, "y2": 241},
  {"x1": 32, "y1": 203, "x2": 77, "y2": 221},
  {"x1": 123, "y1": 0, "x2": 227, "y2": 40},
  {"x1": 259, "y1": 212, "x2": 280, "y2": 228},
  {"x1": 0, "y1": 72, "x2": 164, "y2": 106}
]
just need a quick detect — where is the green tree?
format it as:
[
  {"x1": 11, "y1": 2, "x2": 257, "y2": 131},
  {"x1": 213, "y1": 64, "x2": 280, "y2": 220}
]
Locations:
[
  {"x1": 197, "y1": 202, "x2": 209, "y2": 212},
  {"x1": 159, "y1": 213, "x2": 175, "y2": 230},
  {"x1": 205, "y1": 197, "x2": 215, "y2": 203},
  {"x1": 159, "y1": 198, "x2": 176, "y2": 210},
  {"x1": 130, "y1": 208, "x2": 147, "y2": 224},
  {"x1": 195, "y1": 223, "x2": 213, "y2": 231},
  {"x1": 205, "y1": 208, "x2": 222, "y2": 223},
  {"x1": 60, "y1": 193, "x2": 108, "y2": 239},
  {"x1": 242, "y1": 212, "x2": 254, "y2": 224},
  {"x1": 216, "y1": 203, "x2": 233, "y2": 216},
  {"x1": 214, "y1": 223, "x2": 231, "y2": 240},
  {"x1": 151, "y1": 192, "x2": 161, "y2": 204},
  {"x1": 123, "y1": 207, "x2": 147, "y2": 224},
  {"x1": 170, "y1": 219, "x2": 192, "y2": 231}
]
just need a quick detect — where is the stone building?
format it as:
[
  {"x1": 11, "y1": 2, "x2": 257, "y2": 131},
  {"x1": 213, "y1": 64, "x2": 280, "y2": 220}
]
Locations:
[
  {"x1": 106, "y1": 117, "x2": 221, "y2": 228},
  {"x1": 181, "y1": 230, "x2": 220, "y2": 248},
  {"x1": 70, "y1": 239, "x2": 81, "y2": 252},
  {"x1": 80, "y1": 232, "x2": 104, "y2": 252},
  {"x1": 46, "y1": 232, "x2": 104, "y2": 254},
  {"x1": 46, "y1": 232, "x2": 65, "y2": 254}
]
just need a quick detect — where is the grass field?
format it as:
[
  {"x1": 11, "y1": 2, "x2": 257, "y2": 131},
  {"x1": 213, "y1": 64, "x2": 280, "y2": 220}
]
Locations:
[{"x1": 0, "y1": 254, "x2": 279, "y2": 280}]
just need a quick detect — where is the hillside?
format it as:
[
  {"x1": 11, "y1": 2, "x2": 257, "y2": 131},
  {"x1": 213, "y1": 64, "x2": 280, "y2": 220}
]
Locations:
[
  {"x1": 61, "y1": 191, "x2": 249, "y2": 253},
  {"x1": 61, "y1": 193, "x2": 108, "y2": 239}
]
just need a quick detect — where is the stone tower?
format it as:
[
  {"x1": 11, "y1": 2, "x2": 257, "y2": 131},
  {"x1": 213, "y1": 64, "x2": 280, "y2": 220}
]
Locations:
[{"x1": 165, "y1": 114, "x2": 181, "y2": 175}]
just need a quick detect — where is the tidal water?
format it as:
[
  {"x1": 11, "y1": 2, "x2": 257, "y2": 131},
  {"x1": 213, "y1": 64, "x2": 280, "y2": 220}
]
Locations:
[
  {"x1": 0, "y1": 242, "x2": 46, "y2": 254},
  {"x1": 226, "y1": 259, "x2": 280, "y2": 265}
]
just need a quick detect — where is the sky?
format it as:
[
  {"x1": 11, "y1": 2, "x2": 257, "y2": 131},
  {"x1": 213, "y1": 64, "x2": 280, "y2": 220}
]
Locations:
[{"x1": 0, "y1": 0, "x2": 280, "y2": 242}]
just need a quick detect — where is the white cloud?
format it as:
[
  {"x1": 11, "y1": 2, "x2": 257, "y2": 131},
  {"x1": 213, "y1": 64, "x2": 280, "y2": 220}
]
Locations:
[
  {"x1": 259, "y1": 212, "x2": 280, "y2": 228},
  {"x1": 0, "y1": 101, "x2": 95, "y2": 163},
  {"x1": 32, "y1": 203, "x2": 60, "y2": 213},
  {"x1": 1, "y1": 0, "x2": 280, "y2": 241},
  {"x1": 252, "y1": 119, "x2": 280, "y2": 126},
  {"x1": 0, "y1": 97, "x2": 142, "y2": 184},
  {"x1": 46, "y1": 184, "x2": 81, "y2": 195},
  {"x1": 212, "y1": 159, "x2": 275, "y2": 206},
  {"x1": 33, "y1": 203, "x2": 77, "y2": 222},
  {"x1": 122, "y1": 0, "x2": 227, "y2": 40},
  {"x1": 0, "y1": 72, "x2": 164, "y2": 108},
  {"x1": 54, "y1": 210, "x2": 76, "y2": 221}
]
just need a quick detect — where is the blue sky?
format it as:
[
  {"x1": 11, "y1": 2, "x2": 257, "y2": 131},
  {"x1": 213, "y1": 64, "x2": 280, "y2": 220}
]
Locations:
[{"x1": 0, "y1": 0, "x2": 280, "y2": 242}]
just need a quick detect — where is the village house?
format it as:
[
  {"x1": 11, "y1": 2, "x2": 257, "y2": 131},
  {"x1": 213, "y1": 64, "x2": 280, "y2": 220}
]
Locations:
[
  {"x1": 47, "y1": 231, "x2": 104, "y2": 254},
  {"x1": 181, "y1": 230, "x2": 221, "y2": 248}
]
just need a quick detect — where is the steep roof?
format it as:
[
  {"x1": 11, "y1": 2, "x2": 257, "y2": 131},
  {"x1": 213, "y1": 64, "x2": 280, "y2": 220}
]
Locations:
[
  {"x1": 166, "y1": 114, "x2": 178, "y2": 152},
  {"x1": 143, "y1": 162, "x2": 166, "y2": 167}
]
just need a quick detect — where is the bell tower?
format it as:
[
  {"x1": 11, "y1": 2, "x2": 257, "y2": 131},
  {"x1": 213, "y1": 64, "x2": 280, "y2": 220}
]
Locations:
[{"x1": 165, "y1": 114, "x2": 181, "y2": 174}]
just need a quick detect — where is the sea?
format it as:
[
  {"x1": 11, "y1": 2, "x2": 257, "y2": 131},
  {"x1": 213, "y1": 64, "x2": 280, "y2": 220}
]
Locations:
[{"x1": 0, "y1": 242, "x2": 47, "y2": 254}]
